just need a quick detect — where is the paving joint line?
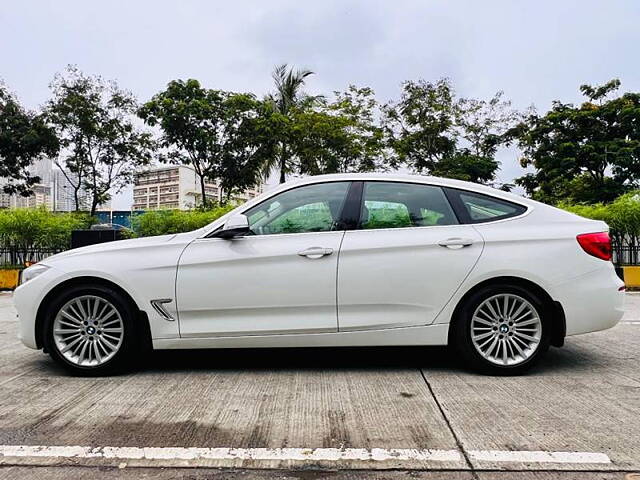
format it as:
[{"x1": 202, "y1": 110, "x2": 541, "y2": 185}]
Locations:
[{"x1": 419, "y1": 367, "x2": 479, "y2": 479}]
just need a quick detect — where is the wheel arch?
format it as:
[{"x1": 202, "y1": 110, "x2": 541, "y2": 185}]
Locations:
[
  {"x1": 35, "y1": 276, "x2": 152, "y2": 351},
  {"x1": 447, "y1": 276, "x2": 566, "y2": 348}
]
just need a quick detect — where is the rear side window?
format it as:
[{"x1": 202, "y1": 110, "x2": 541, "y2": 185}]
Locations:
[
  {"x1": 360, "y1": 182, "x2": 458, "y2": 230},
  {"x1": 447, "y1": 189, "x2": 527, "y2": 223}
]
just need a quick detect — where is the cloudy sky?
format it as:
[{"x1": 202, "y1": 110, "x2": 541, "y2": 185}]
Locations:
[{"x1": 2, "y1": 0, "x2": 639, "y2": 208}]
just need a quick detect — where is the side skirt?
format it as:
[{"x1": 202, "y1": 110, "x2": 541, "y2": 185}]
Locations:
[{"x1": 153, "y1": 323, "x2": 450, "y2": 350}]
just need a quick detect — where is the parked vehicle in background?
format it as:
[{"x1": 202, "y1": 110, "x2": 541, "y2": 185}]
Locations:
[{"x1": 14, "y1": 174, "x2": 625, "y2": 376}]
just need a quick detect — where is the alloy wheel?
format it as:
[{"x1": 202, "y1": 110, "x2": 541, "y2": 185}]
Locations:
[
  {"x1": 52, "y1": 295, "x2": 124, "y2": 367},
  {"x1": 470, "y1": 293, "x2": 542, "y2": 366}
]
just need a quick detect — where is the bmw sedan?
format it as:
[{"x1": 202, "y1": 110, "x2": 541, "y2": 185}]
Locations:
[{"x1": 14, "y1": 174, "x2": 625, "y2": 375}]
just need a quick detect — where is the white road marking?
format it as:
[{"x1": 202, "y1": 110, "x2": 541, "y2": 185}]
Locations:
[
  {"x1": 0, "y1": 445, "x2": 460, "y2": 462},
  {"x1": 0, "y1": 445, "x2": 610, "y2": 465},
  {"x1": 469, "y1": 450, "x2": 611, "y2": 464},
  {"x1": 621, "y1": 321, "x2": 640, "y2": 325}
]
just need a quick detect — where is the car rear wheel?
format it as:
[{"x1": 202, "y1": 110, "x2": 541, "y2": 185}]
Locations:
[
  {"x1": 43, "y1": 285, "x2": 138, "y2": 376},
  {"x1": 453, "y1": 284, "x2": 551, "y2": 375}
]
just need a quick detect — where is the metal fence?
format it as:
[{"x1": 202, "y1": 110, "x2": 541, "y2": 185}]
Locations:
[
  {"x1": 612, "y1": 244, "x2": 640, "y2": 266},
  {"x1": 0, "y1": 248, "x2": 64, "y2": 267}
]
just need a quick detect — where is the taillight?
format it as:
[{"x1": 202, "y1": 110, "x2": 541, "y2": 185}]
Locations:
[{"x1": 576, "y1": 232, "x2": 612, "y2": 261}]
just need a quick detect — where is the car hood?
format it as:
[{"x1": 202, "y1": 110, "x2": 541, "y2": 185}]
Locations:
[{"x1": 42, "y1": 229, "x2": 204, "y2": 265}]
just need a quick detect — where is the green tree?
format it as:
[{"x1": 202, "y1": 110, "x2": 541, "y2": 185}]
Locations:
[
  {"x1": 264, "y1": 64, "x2": 321, "y2": 183},
  {"x1": 139, "y1": 80, "x2": 270, "y2": 206},
  {"x1": 322, "y1": 86, "x2": 388, "y2": 173},
  {"x1": 46, "y1": 66, "x2": 154, "y2": 215},
  {"x1": 289, "y1": 87, "x2": 388, "y2": 175},
  {"x1": 511, "y1": 79, "x2": 640, "y2": 204},
  {"x1": 216, "y1": 94, "x2": 278, "y2": 200},
  {"x1": 0, "y1": 84, "x2": 58, "y2": 196},
  {"x1": 446, "y1": 91, "x2": 519, "y2": 184},
  {"x1": 383, "y1": 79, "x2": 516, "y2": 184},
  {"x1": 383, "y1": 78, "x2": 457, "y2": 174}
]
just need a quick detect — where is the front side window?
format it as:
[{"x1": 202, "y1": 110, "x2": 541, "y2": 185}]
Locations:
[
  {"x1": 360, "y1": 182, "x2": 458, "y2": 230},
  {"x1": 450, "y1": 189, "x2": 527, "y2": 223},
  {"x1": 244, "y1": 182, "x2": 350, "y2": 235}
]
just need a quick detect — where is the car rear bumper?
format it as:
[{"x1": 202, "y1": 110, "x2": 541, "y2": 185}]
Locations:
[{"x1": 551, "y1": 265, "x2": 624, "y2": 336}]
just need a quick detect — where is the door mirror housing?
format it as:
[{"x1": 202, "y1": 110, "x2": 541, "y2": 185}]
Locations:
[{"x1": 213, "y1": 214, "x2": 250, "y2": 239}]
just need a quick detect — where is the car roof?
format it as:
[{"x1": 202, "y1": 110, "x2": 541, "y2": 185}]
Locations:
[{"x1": 270, "y1": 173, "x2": 534, "y2": 207}]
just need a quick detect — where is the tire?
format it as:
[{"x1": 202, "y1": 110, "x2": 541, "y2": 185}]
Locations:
[
  {"x1": 43, "y1": 284, "x2": 139, "y2": 376},
  {"x1": 451, "y1": 284, "x2": 551, "y2": 375}
]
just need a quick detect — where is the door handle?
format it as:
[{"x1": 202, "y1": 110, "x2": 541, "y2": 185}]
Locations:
[
  {"x1": 437, "y1": 238, "x2": 475, "y2": 249},
  {"x1": 298, "y1": 247, "x2": 334, "y2": 259}
]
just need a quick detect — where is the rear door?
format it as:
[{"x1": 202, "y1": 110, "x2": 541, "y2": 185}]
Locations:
[{"x1": 337, "y1": 181, "x2": 483, "y2": 331}]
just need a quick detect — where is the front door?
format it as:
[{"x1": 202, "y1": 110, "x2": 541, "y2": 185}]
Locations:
[
  {"x1": 337, "y1": 181, "x2": 483, "y2": 331},
  {"x1": 176, "y1": 181, "x2": 351, "y2": 337}
]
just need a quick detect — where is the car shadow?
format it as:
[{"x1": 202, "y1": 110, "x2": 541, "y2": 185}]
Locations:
[
  {"x1": 141, "y1": 345, "x2": 460, "y2": 374},
  {"x1": 137, "y1": 339, "x2": 611, "y2": 377}
]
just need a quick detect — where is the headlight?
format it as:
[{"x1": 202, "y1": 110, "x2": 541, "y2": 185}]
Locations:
[{"x1": 20, "y1": 264, "x2": 50, "y2": 285}]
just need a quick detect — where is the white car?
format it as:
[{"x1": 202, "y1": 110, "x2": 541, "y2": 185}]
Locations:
[{"x1": 14, "y1": 174, "x2": 625, "y2": 375}]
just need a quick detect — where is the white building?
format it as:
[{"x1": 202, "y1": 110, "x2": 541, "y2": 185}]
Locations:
[{"x1": 132, "y1": 165, "x2": 263, "y2": 210}]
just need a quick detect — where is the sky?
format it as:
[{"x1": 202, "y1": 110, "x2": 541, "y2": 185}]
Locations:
[{"x1": 2, "y1": 0, "x2": 639, "y2": 208}]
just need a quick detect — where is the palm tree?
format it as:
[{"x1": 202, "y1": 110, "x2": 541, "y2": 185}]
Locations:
[{"x1": 265, "y1": 64, "x2": 319, "y2": 183}]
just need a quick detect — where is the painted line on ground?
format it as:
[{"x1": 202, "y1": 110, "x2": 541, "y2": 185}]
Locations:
[
  {"x1": 0, "y1": 446, "x2": 460, "y2": 462},
  {"x1": 0, "y1": 445, "x2": 610, "y2": 465},
  {"x1": 621, "y1": 321, "x2": 640, "y2": 325}
]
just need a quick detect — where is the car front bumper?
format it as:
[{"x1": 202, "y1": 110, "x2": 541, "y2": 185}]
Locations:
[{"x1": 13, "y1": 265, "x2": 70, "y2": 349}]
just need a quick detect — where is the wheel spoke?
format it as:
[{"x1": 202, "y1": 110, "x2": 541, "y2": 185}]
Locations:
[
  {"x1": 514, "y1": 331, "x2": 538, "y2": 343},
  {"x1": 483, "y1": 301, "x2": 500, "y2": 321},
  {"x1": 57, "y1": 318, "x2": 81, "y2": 329},
  {"x1": 54, "y1": 329, "x2": 81, "y2": 336},
  {"x1": 516, "y1": 317, "x2": 540, "y2": 327},
  {"x1": 472, "y1": 316, "x2": 494, "y2": 327}
]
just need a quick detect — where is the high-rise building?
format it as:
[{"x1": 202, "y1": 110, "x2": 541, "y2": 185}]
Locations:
[
  {"x1": 0, "y1": 158, "x2": 99, "y2": 211},
  {"x1": 0, "y1": 158, "x2": 53, "y2": 209},
  {"x1": 51, "y1": 169, "x2": 93, "y2": 212},
  {"x1": 132, "y1": 165, "x2": 263, "y2": 210}
]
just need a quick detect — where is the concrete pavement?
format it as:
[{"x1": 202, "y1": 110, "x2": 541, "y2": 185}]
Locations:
[{"x1": 0, "y1": 291, "x2": 638, "y2": 478}]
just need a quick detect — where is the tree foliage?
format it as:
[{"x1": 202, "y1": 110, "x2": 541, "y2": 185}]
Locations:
[
  {"x1": 511, "y1": 79, "x2": 640, "y2": 204},
  {"x1": 0, "y1": 85, "x2": 58, "y2": 196},
  {"x1": 287, "y1": 88, "x2": 387, "y2": 176},
  {"x1": 139, "y1": 80, "x2": 274, "y2": 205},
  {"x1": 383, "y1": 79, "x2": 517, "y2": 184},
  {"x1": 46, "y1": 66, "x2": 154, "y2": 215},
  {"x1": 263, "y1": 64, "x2": 328, "y2": 183}
]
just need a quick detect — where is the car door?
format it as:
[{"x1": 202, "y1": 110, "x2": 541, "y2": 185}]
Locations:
[
  {"x1": 176, "y1": 181, "x2": 351, "y2": 338},
  {"x1": 337, "y1": 181, "x2": 483, "y2": 331}
]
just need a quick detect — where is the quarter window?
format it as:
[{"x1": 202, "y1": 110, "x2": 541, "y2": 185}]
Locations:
[
  {"x1": 360, "y1": 182, "x2": 458, "y2": 229},
  {"x1": 449, "y1": 189, "x2": 527, "y2": 223},
  {"x1": 244, "y1": 182, "x2": 350, "y2": 235}
]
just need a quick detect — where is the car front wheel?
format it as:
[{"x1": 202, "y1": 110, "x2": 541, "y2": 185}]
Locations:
[
  {"x1": 43, "y1": 285, "x2": 138, "y2": 376},
  {"x1": 453, "y1": 284, "x2": 551, "y2": 375}
]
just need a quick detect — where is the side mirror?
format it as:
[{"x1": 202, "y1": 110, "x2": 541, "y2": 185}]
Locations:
[{"x1": 213, "y1": 214, "x2": 250, "y2": 239}]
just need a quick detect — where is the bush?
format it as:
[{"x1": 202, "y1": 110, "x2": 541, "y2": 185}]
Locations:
[
  {"x1": 131, "y1": 205, "x2": 235, "y2": 237},
  {"x1": 559, "y1": 191, "x2": 640, "y2": 247},
  {"x1": 0, "y1": 207, "x2": 93, "y2": 265}
]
